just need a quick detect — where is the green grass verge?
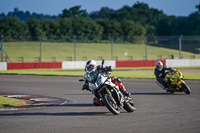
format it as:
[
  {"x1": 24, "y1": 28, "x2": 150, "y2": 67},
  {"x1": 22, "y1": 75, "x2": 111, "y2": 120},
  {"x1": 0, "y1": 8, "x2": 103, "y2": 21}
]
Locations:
[
  {"x1": 0, "y1": 69, "x2": 85, "y2": 76},
  {"x1": 115, "y1": 66, "x2": 200, "y2": 70},
  {"x1": 114, "y1": 67, "x2": 200, "y2": 80},
  {"x1": 0, "y1": 96, "x2": 25, "y2": 108},
  {"x1": 0, "y1": 67, "x2": 199, "y2": 80},
  {"x1": 2, "y1": 42, "x2": 200, "y2": 62}
]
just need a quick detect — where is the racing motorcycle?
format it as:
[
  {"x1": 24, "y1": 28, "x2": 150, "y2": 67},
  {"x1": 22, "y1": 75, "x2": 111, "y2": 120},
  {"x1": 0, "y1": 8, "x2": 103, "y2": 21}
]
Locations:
[
  {"x1": 157, "y1": 69, "x2": 191, "y2": 94},
  {"x1": 80, "y1": 60, "x2": 135, "y2": 115}
]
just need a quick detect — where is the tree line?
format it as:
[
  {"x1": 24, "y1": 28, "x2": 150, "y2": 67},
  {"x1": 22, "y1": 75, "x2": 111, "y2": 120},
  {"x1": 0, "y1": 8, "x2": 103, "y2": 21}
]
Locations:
[{"x1": 0, "y1": 2, "x2": 200, "y2": 40}]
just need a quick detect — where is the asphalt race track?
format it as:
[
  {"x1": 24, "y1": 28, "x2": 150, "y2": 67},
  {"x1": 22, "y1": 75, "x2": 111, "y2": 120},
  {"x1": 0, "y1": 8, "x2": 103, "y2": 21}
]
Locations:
[{"x1": 0, "y1": 75, "x2": 200, "y2": 133}]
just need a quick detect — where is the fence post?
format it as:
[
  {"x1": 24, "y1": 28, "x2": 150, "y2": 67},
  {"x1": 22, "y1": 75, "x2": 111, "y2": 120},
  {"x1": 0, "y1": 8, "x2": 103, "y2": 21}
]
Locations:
[
  {"x1": 111, "y1": 36, "x2": 114, "y2": 60},
  {"x1": 74, "y1": 35, "x2": 76, "y2": 61},
  {"x1": 1, "y1": 35, "x2": 3, "y2": 62},
  {"x1": 39, "y1": 36, "x2": 42, "y2": 62},
  {"x1": 145, "y1": 36, "x2": 148, "y2": 60},
  {"x1": 179, "y1": 35, "x2": 182, "y2": 59}
]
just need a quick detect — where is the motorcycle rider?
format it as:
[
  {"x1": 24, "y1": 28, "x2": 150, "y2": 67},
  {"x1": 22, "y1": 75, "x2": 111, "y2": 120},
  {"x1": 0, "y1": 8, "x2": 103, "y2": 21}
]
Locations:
[
  {"x1": 82, "y1": 60, "x2": 130, "y2": 106},
  {"x1": 154, "y1": 61, "x2": 174, "y2": 92}
]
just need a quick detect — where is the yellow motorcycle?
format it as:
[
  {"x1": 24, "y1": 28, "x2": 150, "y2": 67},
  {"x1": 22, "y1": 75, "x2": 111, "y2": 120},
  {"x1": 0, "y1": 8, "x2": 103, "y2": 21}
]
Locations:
[{"x1": 164, "y1": 69, "x2": 191, "y2": 94}]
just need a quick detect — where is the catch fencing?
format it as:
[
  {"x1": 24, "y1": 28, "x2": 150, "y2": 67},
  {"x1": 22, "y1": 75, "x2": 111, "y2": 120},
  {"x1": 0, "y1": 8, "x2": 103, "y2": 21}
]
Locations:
[{"x1": 0, "y1": 35, "x2": 200, "y2": 63}]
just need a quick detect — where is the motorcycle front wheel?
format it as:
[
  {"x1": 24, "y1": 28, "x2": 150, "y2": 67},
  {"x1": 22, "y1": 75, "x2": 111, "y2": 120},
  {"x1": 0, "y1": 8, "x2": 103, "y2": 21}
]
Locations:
[
  {"x1": 102, "y1": 94, "x2": 120, "y2": 115},
  {"x1": 182, "y1": 83, "x2": 191, "y2": 94},
  {"x1": 123, "y1": 102, "x2": 135, "y2": 112}
]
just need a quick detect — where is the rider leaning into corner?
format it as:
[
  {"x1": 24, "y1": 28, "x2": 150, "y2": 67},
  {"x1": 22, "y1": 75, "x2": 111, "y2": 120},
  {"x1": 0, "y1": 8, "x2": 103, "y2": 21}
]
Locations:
[
  {"x1": 154, "y1": 61, "x2": 174, "y2": 92},
  {"x1": 82, "y1": 60, "x2": 131, "y2": 106}
]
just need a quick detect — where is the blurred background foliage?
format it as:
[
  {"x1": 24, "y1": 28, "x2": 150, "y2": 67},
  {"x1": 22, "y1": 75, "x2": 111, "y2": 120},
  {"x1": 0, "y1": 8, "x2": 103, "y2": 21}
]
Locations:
[{"x1": 0, "y1": 2, "x2": 200, "y2": 39}]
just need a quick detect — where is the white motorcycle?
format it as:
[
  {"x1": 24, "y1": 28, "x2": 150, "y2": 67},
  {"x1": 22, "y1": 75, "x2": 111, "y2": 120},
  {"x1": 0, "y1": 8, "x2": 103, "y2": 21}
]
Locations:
[{"x1": 80, "y1": 60, "x2": 135, "y2": 115}]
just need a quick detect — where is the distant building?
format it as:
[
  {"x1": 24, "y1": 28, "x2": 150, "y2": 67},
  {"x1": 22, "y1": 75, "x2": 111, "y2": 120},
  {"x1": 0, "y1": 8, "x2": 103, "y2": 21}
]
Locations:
[
  {"x1": 14, "y1": 8, "x2": 19, "y2": 13},
  {"x1": 8, "y1": 8, "x2": 20, "y2": 15}
]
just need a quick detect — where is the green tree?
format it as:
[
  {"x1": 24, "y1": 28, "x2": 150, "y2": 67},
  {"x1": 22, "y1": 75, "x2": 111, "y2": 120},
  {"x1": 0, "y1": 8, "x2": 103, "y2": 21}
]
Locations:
[
  {"x1": 0, "y1": 13, "x2": 6, "y2": 19},
  {"x1": 59, "y1": 17, "x2": 103, "y2": 39},
  {"x1": 26, "y1": 18, "x2": 45, "y2": 39},
  {"x1": 59, "y1": 6, "x2": 88, "y2": 18},
  {"x1": 89, "y1": 2, "x2": 165, "y2": 36},
  {"x1": 156, "y1": 17, "x2": 173, "y2": 36},
  {"x1": 73, "y1": 17, "x2": 103, "y2": 38},
  {"x1": 59, "y1": 18, "x2": 73, "y2": 38},
  {"x1": 121, "y1": 20, "x2": 146, "y2": 37},
  {"x1": 42, "y1": 20, "x2": 60, "y2": 39},
  {"x1": 97, "y1": 19, "x2": 121, "y2": 37},
  {"x1": 186, "y1": 3, "x2": 200, "y2": 35},
  {"x1": 0, "y1": 17, "x2": 29, "y2": 38},
  {"x1": 90, "y1": 7, "x2": 114, "y2": 20}
]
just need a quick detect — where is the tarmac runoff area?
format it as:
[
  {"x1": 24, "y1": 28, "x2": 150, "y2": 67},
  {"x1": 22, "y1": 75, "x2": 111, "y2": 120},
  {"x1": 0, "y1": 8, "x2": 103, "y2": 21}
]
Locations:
[
  {"x1": 0, "y1": 75, "x2": 199, "y2": 133},
  {"x1": 0, "y1": 93, "x2": 74, "y2": 111}
]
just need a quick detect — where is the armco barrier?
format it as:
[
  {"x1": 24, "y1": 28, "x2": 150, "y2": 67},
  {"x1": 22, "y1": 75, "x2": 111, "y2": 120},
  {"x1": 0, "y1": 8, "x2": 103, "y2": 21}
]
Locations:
[
  {"x1": 116, "y1": 60, "x2": 166, "y2": 67},
  {"x1": 62, "y1": 60, "x2": 116, "y2": 69},
  {"x1": 0, "y1": 62, "x2": 7, "y2": 70},
  {"x1": 7, "y1": 62, "x2": 62, "y2": 70},
  {"x1": 62, "y1": 61, "x2": 86, "y2": 69},
  {"x1": 166, "y1": 59, "x2": 200, "y2": 67},
  {"x1": 2, "y1": 59, "x2": 200, "y2": 70}
]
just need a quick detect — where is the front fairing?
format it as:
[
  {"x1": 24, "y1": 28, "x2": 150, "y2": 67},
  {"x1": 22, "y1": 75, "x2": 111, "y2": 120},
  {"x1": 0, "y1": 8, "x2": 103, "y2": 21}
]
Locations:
[
  {"x1": 96, "y1": 74, "x2": 107, "y2": 86},
  {"x1": 165, "y1": 69, "x2": 185, "y2": 88},
  {"x1": 95, "y1": 73, "x2": 128, "y2": 109},
  {"x1": 89, "y1": 82, "x2": 98, "y2": 91},
  {"x1": 97, "y1": 74, "x2": 118, "y2": 89}
]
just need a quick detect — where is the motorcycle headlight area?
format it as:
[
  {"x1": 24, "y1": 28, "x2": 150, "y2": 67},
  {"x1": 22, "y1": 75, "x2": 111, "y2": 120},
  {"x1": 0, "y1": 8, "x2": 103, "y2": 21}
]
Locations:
[
  {"x1": 170, "y1": 75, "x2": 177, "y2": 81},
  {"x1": 89, "y1": 83, "x2": 97, "y2": 90},
  {"x1": 97, "y1": 75, "x2": 102, "y2": 86}
]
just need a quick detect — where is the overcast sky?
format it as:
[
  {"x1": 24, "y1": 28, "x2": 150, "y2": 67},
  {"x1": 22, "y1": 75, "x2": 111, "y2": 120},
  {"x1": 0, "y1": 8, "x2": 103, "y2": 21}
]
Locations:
[{"x1": 0, "y1": 0, "x2": 199, "y2": 16}]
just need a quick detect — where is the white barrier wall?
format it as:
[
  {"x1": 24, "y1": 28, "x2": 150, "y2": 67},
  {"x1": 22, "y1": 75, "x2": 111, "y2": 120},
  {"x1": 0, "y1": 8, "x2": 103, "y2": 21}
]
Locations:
[
  {"x1": 62, "y1": 60, "x2": 116, "y2": 69},
  {"x1": 166, "y1": 59, "x2": 200, "y2": 67},
  {"x1": 0, "y1": 62, "x2": 7, "y2": 70}
]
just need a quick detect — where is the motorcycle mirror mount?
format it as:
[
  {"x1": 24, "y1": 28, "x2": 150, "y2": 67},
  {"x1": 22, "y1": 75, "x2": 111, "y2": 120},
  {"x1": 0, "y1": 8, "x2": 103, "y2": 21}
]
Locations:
[
  {"x1": 102, "y1": 59, "x2": 105, "y2": 66},
  {"x1": 79, "y1": 79, "x2": 85, "y2": 82}
]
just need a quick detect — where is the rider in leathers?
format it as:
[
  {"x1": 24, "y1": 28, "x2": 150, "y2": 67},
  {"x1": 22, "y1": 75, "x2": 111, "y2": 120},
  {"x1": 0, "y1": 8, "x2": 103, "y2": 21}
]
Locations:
[
  {"x1": 154, "y1": 61, "x2": 173, "y2": 91},
  {"x1": 82, "y1": 60, "x2": 130, "y2": 106}
]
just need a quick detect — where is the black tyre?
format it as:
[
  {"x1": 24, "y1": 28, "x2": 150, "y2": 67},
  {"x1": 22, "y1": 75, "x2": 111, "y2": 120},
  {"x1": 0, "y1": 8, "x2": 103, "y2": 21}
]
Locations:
[
  {"x1": 182, "y1": 83, "x2": 191, "y2": 94},
  {"x1": 102, "y1": 94, "x2": 120, "y2": 115},
  {"x1": 123, "y1": 102, "x2": 135, "y2": 112}
]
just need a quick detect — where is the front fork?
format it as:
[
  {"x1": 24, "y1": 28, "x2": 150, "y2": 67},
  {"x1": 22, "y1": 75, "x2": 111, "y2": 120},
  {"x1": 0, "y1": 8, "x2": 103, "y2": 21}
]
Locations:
[
  {"x1": 105, "y1": 87, "x2": 117, "y2": 104},
  {"x1": 177, "y1": 80, "x2": 185, "y2": 88}
]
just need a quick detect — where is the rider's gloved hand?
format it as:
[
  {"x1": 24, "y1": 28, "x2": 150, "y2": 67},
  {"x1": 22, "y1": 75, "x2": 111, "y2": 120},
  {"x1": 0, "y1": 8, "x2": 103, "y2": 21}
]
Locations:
[
  {"x1": 97, "y1": 65, "x2": 101, "y2": 70},
  {"x1": 108, "y1": 66, "x2": 113, "y2": 71},
  {"x1": 170, "y1": 68, "x2": 174, "y2": 72},
  {"x1": 82, "y1": 83, "x2": 91, "y2": 92},
  {"x1": 97, "y1": 65, "x2": 101, "y2": 72},
  {"x1": 163, "y1": 78, "x2": 168, "y2": 82}
]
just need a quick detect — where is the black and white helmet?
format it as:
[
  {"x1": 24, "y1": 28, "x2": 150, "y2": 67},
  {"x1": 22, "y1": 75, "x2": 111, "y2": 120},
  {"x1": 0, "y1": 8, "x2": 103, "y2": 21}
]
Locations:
[
  {"x1": 156, "y1": 61, "x2": 163, "y2": 71},
  {"x1": 85, "y1": 60, "x2": 97, "y2": 71}
]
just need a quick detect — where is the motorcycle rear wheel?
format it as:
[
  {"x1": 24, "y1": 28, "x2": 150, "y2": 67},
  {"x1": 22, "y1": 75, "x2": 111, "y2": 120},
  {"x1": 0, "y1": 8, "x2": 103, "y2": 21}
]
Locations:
[
  {"x1": 102, "y1": 94, "x2": 120, "y2": 115},
  {"x1": 182, "y1": 83, "x2": 191, "y2": 94}
]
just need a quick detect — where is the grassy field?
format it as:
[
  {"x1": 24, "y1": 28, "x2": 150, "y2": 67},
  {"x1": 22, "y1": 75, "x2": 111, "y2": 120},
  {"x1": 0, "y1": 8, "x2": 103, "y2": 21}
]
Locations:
[
  {"x1": 0, "y1": 67, "x2": 199, "y2": 80},
  {"x1": 2, "y1": 42, "x2": 200, "y2": 62},
  {"x1": 0, "y1": 96, "x2": 25, "y2": 108}
]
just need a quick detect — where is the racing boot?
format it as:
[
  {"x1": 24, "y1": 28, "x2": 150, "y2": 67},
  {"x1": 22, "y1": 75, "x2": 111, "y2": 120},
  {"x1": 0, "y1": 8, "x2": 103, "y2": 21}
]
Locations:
[
  {"x1": 93, "y1": 97, "x2": 104, "y2": 106},
  {"x1": 165, "y1": 87, "x2": 174, "y2": 93},
  {"x1": 111, "y1": 77, "x2": 130, "y2": 97},
  {"x1": 164, "y1": 87, "x2": 169, "y2": 92},
  {"x1": 119, "y1": 84, "x2": 131, "y2": 97}
]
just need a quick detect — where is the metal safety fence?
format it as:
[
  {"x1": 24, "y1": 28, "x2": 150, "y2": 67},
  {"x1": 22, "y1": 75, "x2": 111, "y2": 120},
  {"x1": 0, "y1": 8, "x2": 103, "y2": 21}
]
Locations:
[{"x1": 1, "y1": 35, "x2": 200, "y2": 62}]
